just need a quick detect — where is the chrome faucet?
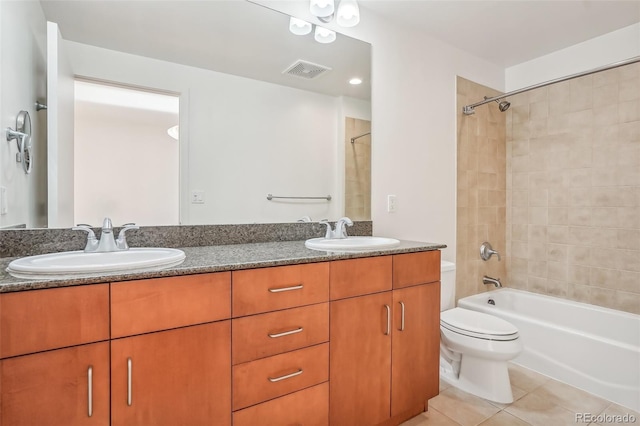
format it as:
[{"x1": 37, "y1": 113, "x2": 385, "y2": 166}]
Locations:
[
  {"x1": 319, "y1": 217, "x2": 354, "y2": 239},
  {"x1": 334, "y1": 217, "x2": 354, "y2": 239},
  {"x1": 72, "y1": 218, "x2": 139, "y2": 252},
  {"x1": 71, "y1": 224, "x2": 99, "y2": 252},
  {"x1": 116, "y1": 223, "x2": 140, "y2": 250},
  {"x1": 483, "y1": 275, "x2": 502, "y2": 288}
]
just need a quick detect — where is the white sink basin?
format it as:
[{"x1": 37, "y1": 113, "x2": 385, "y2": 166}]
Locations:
[
  {"x1": 6, "y1": 248, "x2": 186, "y2": 279},
  {"x1": 305, "y1": 236, "x2": 401, "y2": 252}
]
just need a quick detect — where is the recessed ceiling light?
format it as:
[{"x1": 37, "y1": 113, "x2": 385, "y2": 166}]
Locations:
[{"x1": 349, "y1": 78, "x2": 363, "y2": 85}]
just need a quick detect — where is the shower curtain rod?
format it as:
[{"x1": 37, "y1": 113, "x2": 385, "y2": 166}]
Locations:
[
  {"x1": 350, "y1": 132, "x2": 371, "y2": 143},
  {"x1": 462, "y1": 55, "x2": 640, "y2": 115}
]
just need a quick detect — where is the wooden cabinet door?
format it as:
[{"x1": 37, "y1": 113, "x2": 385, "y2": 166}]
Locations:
[
  {"x1": 111, "y1": 322, "x2": 231, "y2": 426},
  {"x1": 330, "y1": 292, "x2": 392, "y2": 426},
  {"x1": 391, "y1": 282, "x2": 440, "y2": 417},
  {"x1": 1, "y1": 342, "x2": 110, "y2": 426}
]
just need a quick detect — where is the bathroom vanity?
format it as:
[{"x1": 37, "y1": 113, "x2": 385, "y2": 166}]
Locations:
[{"x1": 0, "y1": 240, "x2": 443, "y2": 426}]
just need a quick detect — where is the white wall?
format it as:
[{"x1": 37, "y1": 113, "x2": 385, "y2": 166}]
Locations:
[
  {"x1": 506, "y1": 23, "x2": 640, "y2": 91},
  {"x1": 74, "y1": 101, "x2": 179, "y2": 227},
  {"x1": 254, "y1": 1, "x2": 506, "y2": 261},
  {"x1": 0, "y1": 1, "x2": 47, "y2": 228},
  {"x1": 67, "y1": 41, "x2": 354, "y2": 224}
]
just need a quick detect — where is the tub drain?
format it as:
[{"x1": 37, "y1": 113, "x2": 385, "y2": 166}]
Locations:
[{"x1": 487, "y1": 298, "x2": 495, "y2": 305}]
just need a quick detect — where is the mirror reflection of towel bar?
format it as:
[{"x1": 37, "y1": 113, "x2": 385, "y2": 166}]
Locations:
[{"x1": 267, "y1": 194, "x2": 331, "y2": 201}]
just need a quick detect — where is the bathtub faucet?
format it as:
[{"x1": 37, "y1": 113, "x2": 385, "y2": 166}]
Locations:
[{"x1": 483, "y1": 275, "x2": 502, "y2": 288}]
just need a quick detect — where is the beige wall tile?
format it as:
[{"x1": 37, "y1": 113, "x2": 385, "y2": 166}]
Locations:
[
  {"x1": 501, "y1": 64, "x2": 640, "y2": 313},
  {"x1": 456, "y1": 77, "x2": 506, "y2": 303}
]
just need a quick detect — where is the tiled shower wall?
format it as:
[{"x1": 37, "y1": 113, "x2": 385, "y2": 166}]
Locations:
[
  {"x1": 456, "y1": 77, "x2": 507, "y2": 301},
  {"x1": 345, "y1": 117, "x2": 372, "y2": 221},
  {"x1": 505, "y1": 62, "x2": 640, "y2": 314}
]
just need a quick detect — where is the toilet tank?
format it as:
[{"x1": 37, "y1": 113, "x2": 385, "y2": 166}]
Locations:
[{"x1": 440, "y1": 261, "x2": 456, "y2": 312}]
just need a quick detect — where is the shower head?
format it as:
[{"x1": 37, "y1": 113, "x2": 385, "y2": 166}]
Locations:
[
  {"x1": 483, "y1": 96, "x2": 510, "y2": 112},
  {"x1": 497, "y1": 99, "x2": 510, "y2": 112}
]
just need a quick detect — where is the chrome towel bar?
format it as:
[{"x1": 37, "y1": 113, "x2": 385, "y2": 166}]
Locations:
[{"x1": 267, "y1": 194, "x2": 332, "y2": 201}]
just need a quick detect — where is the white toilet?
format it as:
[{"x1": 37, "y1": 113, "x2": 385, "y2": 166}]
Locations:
[{"x1": 439, "y1": 261, "x2": 522, "y2": 404}]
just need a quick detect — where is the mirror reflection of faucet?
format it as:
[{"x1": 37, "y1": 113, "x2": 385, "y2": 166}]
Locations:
[
  {"x1": 319, "y1": 217, "x2": 353, "y2": 239},
  {"x1": 72, "y1": 218, "x2": 139, "y2": 252}
]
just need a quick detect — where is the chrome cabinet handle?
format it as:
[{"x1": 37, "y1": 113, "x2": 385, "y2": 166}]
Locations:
[
  {"x1": 399, "y1": 302, "x2": 405, "y2": 331},
  {"x1": 268, "y1": 369, "x2": 303, "y2": 382},
  {"x1": 384, "y1": 304, "x2": 391, "y2": 335},
  {"x1": 87, "y1": 366, "x2": 93, "y2": 417},
  {"x1": 268, "y1": 327, "x2": 304, "y2": 338},
  {"x1": 268, "y1": 284, "x2": 303, "y2": 293},
  {"x1": 127, "y1": 358, "x2": 132, "y2": 406}
]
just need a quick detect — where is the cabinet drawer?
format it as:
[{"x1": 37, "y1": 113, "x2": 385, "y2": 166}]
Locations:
[
  {"x1": 0, "y1": 284, "x2": 109, "y2": 358},
  {"x1": 330, "y1": 256, "x2": 392, "y2": 300},
  {"x1": 111, "y1": 272, "x2": 231, "y2": 338},
  {"x1": 392, "y1": 251, "x2": 441, "y2": 289},
  {"x1": 232, "y1": 343, "x2": 328, "y2": 410},
  {"x1": 232, "y1": 303, "x2": 329, "y2": 365},
  {"x1": 232, "y1": 263, "x2": 329, "y2": 317},
  {"x1": 233, "y1": 382, "x2": 328, "y2": 426}
]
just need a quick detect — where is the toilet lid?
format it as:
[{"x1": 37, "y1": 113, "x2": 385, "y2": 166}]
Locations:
[{"x1": 441, "y1": 308, "x2": 519, "y2": 341}]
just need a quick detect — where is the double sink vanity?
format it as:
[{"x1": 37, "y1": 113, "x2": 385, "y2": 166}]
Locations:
[{"x1": 0, "y1": 222, "x2": 444, "y2": 426}]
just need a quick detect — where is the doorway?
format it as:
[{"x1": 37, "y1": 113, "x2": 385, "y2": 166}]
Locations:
[{"x1": 74, "y1": 80, "x2": 180, "y2": 226}]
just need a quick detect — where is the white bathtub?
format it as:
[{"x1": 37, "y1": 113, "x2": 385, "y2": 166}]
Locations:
[{"x1": 458, "y1": 288, "x2": 640, "y2": 411}]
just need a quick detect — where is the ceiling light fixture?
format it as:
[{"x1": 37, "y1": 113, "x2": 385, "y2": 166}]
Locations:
[
  {"x1": 336, "y1": 0, "x2": 360, "y2": 27},
  {"x1": 289, "y1": 0, "x2": 360, "y2": 44},
  {"x1": 349, "y1": 77, "x2": 362, "y2": 85},
  {"x1": 314, "y1": 26, "x2": 336, "y2": 44},
  {"x1": 309, "y1": 0, "x2": 335, "y2": 18},
  {"x1": 289, "y1": 17, "x2": 312, "y2": 35}
]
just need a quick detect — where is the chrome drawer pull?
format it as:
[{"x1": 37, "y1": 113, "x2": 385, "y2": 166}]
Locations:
[
  {"x1": 87, "y1": 366, "x2": 93, "y2": 417},
  {"x1": 268, "y1": 327, "x2": 304, "y2": 338},
  {"x1": 127, "y1": 357, "x2": 133, "y2": 406},
  {"x1": 268, "y1": 369, "x2": 303, "y2": 382},
  {"x1": 399, "y1": 301, "x2": 406, "y2": 331},
  {"x1": 384, "y1": 304, "x2": 391, "y2": 336},
  {"x1": 268, "y1": 284, "x2": 304, "y2": 293}
]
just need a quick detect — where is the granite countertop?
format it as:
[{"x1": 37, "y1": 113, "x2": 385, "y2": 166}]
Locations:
[{"x1": 0, "y1": 240, "x2": 446, "y2": 293}]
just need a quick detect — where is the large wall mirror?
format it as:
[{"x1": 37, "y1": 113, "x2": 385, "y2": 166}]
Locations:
[{"x1": 0, "y1": 0, "x2": 371, "y2": 230}]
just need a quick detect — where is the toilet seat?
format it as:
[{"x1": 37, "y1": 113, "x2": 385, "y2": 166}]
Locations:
[{"x1": 441, "y1": 308, "x2": 519, "y2": 341}]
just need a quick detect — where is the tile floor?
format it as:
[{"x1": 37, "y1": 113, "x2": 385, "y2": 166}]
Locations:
[{"x1": 401, "y1": 363, "x2": 639, "y2": 426}]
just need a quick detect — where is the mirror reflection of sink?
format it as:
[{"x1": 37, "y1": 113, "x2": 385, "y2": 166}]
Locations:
[
  {"x1": 305, "y1": 236, "x2": 401, "y2": 252},
  {"x1": 6, "y1": 248, "x2": 186, "y2": 280}
]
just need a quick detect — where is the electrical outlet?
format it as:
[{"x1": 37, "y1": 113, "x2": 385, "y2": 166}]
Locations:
[
  {"x1": 191, "y1": 190, "x2": 205, "y2": 204},
  {"x1": 387, "y1": 194, "x2": 397, "y2": 213}
]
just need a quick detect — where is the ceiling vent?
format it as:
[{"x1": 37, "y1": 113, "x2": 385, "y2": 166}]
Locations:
[{"x1": 283, "y1": 60, "x2": 332, "y2": 80}]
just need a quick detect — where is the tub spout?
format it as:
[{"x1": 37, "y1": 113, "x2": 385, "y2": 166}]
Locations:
[{"x1": 483, "y1": 275, "x2": 502, "y2": 288}]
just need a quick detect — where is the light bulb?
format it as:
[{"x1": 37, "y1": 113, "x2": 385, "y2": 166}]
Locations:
[
  {"x1": 310, "y1": 0, "x2": 335, "y2": 18},
  {"x1": 337, "y1": 0, "x2": 360, "y2": 27},
  {"x1": 289, "y1": 17, "x2": 312, "y2": 35},
  {"x1": 349, "y1": 78, "x2": 362, "y2": 85},
  {"x1": 314, "y1": 26, "x2": 336, "y2": 44}
]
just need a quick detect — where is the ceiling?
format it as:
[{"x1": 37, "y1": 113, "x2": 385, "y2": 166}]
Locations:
[{"x1": 360, "y1": 0, "x2": 640, "y2": 67}]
